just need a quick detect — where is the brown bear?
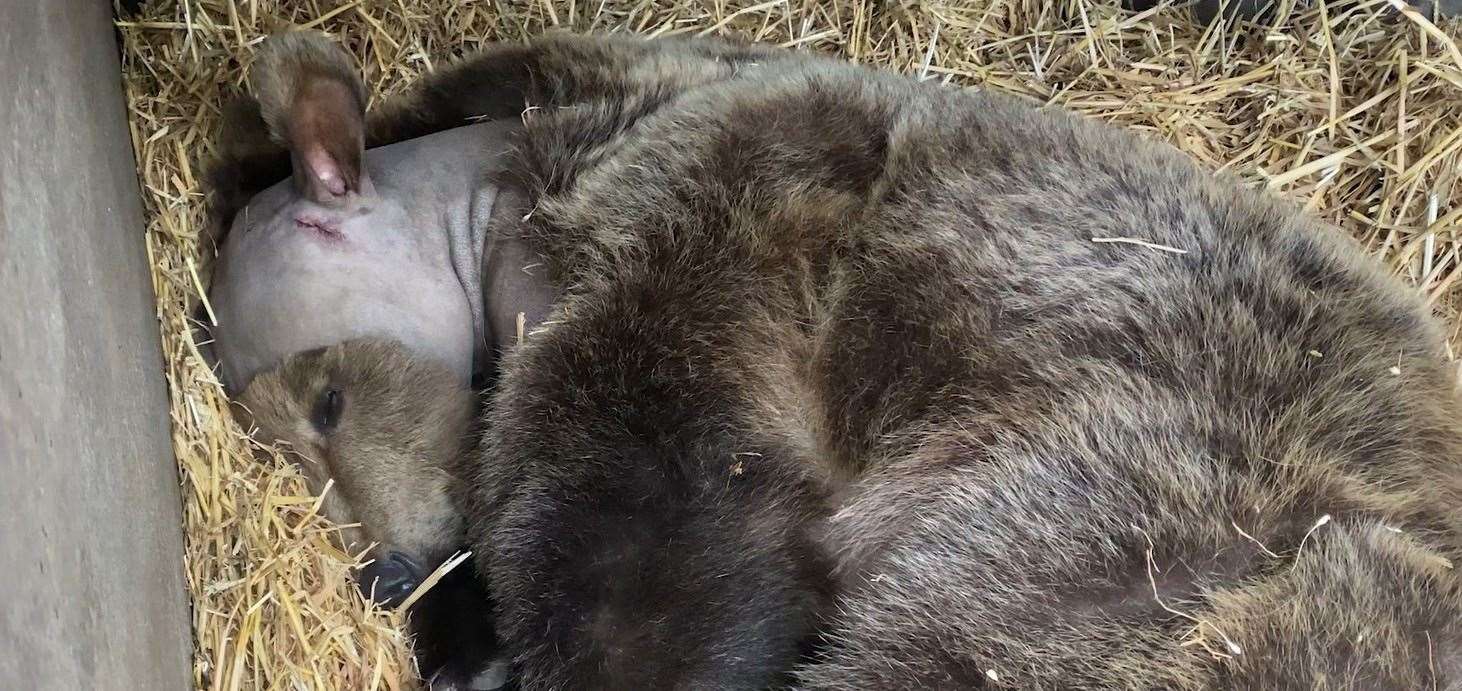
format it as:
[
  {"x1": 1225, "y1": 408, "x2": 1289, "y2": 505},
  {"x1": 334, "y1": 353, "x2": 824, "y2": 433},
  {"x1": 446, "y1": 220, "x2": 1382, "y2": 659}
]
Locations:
[{"x1": 222, "y1": 30, "x2": 1462, "y2": 691}]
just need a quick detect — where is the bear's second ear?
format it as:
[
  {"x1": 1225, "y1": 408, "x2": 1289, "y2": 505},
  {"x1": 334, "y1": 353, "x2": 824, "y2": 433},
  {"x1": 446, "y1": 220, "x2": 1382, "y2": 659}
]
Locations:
[
  {"x1": 204, "y1": 94, "x2": 292, "y2": 250},
  {"x1": 250, "y1": 31, "x2": 370, "y2": 206}
]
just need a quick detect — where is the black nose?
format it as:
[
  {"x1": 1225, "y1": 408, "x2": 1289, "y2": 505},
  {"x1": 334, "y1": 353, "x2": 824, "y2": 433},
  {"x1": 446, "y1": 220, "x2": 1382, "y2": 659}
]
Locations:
[{"x1": 358, "y1": 551, "x2": 424, "y2": 608}]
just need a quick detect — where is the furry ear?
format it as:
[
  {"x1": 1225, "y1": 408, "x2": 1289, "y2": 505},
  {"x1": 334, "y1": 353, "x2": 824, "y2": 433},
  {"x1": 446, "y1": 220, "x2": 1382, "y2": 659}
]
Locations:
[{"x1": 251, "y1": 31, "x2": 370, "y2": 206}]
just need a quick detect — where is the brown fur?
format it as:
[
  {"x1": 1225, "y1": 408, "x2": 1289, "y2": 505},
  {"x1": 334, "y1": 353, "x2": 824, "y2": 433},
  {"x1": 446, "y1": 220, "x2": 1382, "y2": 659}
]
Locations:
[
  {"x1": 235, "y1": 338, "x2": 507, "y2": 689},
  {"x1": 219, "y1": 31, "x2": 1462, "y2": 690},
  {"x1": 249, "y1": 31, "x2": 367, "y2": 152},
  {"x1": 233, "y1": 339, "x2": 474, "y2": 569}
]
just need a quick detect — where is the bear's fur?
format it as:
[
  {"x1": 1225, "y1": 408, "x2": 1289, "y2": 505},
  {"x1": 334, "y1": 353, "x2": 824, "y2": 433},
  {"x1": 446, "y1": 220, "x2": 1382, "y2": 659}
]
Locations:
[{"x1": 216, "y1": 31, "x2": 1462, "y2": 690}]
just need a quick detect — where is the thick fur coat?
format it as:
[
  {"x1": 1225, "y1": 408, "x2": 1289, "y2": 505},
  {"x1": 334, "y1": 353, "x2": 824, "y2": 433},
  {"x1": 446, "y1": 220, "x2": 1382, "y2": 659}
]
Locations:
[{"x1": 216, "y1": 32, "x2": 1462, "y2": 690}]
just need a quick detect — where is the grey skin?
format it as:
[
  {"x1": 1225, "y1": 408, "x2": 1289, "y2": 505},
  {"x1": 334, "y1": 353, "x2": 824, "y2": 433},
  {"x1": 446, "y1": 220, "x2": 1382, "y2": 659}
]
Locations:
[{"x1": 209, "y1": 119, "x2": 553, "y2": 391}]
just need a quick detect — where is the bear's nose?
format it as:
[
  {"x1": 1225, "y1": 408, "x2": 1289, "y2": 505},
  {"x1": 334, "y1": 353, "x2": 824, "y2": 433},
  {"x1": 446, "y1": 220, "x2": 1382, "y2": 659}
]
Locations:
[{"x1": 358, "y1": 551, "x2": 423, "y2": 608}]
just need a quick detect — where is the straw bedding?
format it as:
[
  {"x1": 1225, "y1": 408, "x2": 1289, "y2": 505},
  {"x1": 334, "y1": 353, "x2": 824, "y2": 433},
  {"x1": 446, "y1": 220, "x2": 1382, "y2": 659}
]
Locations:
[{"x1": 116, "y1": 0, "x2": 1462, "y2": 688}]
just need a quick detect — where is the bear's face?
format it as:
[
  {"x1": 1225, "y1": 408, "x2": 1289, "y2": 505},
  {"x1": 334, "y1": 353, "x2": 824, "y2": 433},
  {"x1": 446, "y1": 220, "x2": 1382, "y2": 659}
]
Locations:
[{"x1": 234, "y1": 338, "x2": 476, "y2": 606}]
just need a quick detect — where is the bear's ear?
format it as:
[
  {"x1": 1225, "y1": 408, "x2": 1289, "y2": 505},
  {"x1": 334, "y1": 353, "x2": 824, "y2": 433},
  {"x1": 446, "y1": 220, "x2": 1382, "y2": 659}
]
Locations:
[{"x1": 251, "y1": 31, "x2": 371, "y2": 206}]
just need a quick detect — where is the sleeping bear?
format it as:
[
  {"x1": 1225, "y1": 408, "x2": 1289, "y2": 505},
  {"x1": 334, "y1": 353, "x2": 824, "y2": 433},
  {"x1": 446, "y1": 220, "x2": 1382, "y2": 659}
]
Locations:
[{"x1": 219, "y1": 30, "x2": 1462, "y2": 690}]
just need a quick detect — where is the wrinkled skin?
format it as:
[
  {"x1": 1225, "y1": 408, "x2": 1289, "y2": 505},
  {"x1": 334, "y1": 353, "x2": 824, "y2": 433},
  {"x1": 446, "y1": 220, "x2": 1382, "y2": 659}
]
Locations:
[
  {"x1": 212, "y1": 122, "x2": 511, "y2": 390},
  {"x1": 206, "y1": 32, "x2": 554, "y2": 393}
]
